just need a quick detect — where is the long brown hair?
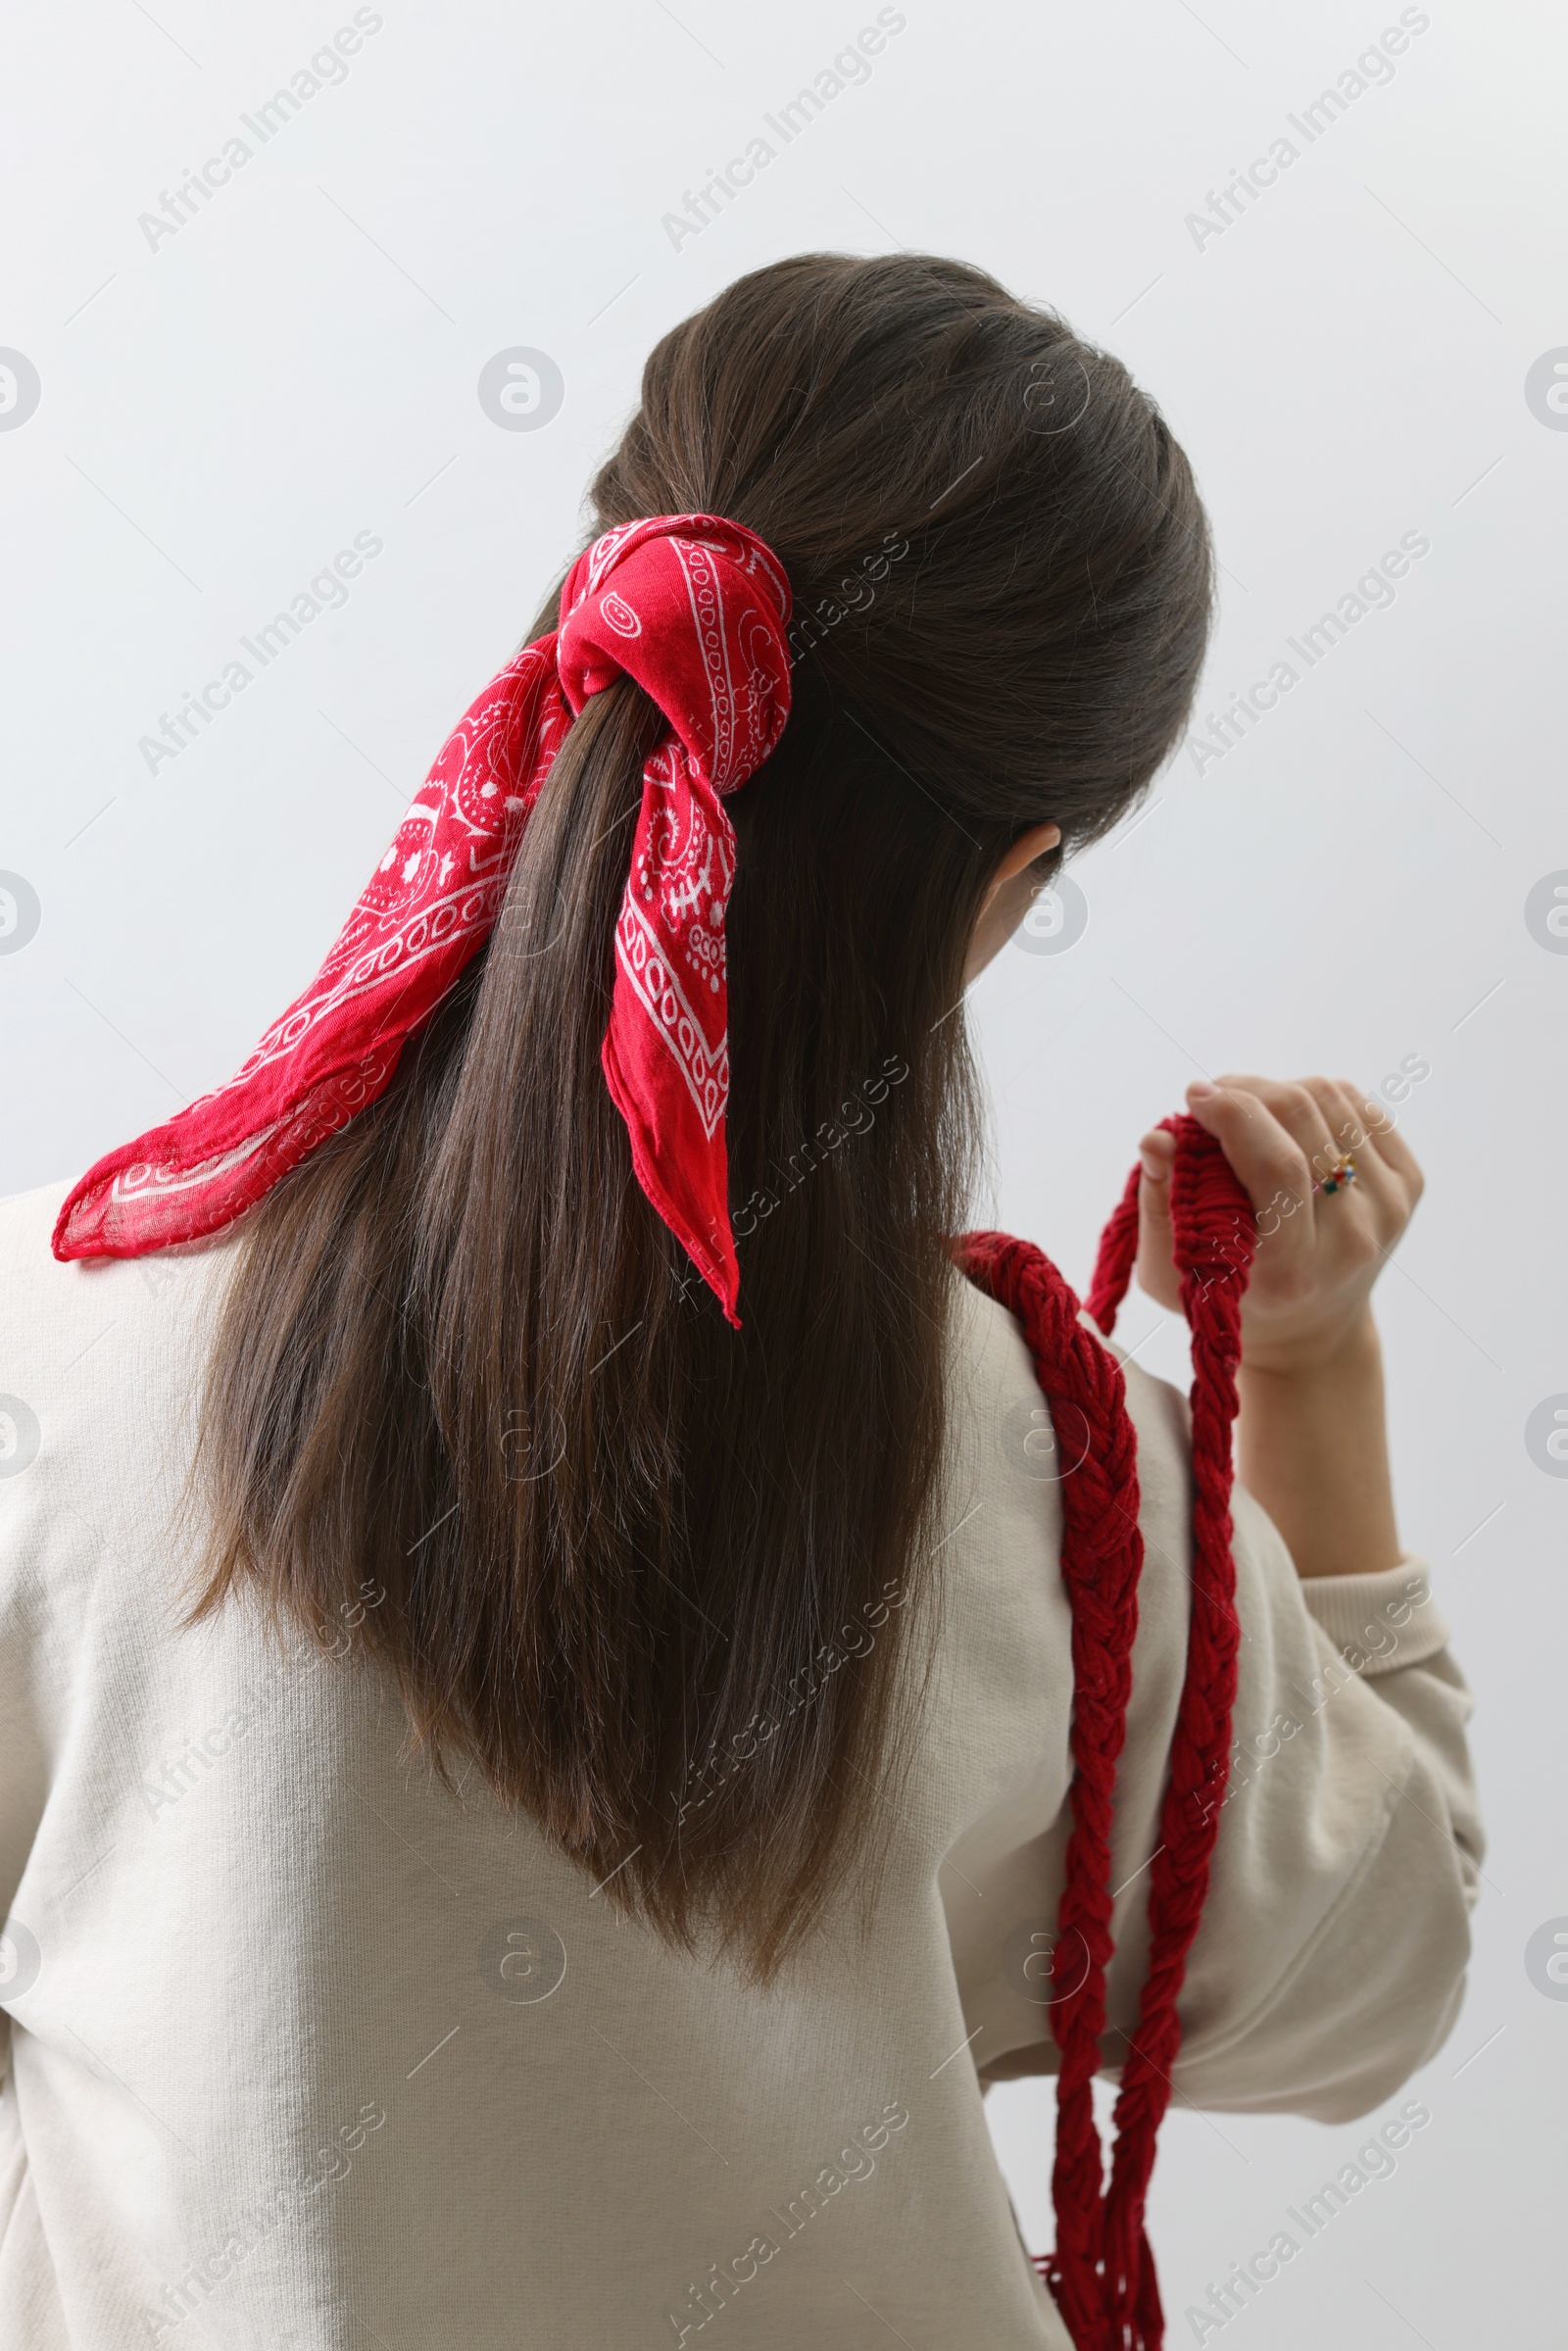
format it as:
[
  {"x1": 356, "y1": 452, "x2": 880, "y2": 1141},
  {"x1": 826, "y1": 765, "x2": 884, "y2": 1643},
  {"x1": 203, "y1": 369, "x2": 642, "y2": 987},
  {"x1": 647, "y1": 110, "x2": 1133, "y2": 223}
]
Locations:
[{"x1": 195, "y1": 254, "x2": 1211, "y2": 1974}]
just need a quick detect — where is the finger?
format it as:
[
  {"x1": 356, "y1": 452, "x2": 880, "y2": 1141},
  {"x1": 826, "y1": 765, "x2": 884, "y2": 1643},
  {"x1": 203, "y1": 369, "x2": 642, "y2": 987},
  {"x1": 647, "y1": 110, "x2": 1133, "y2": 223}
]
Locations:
[
  {"x1": 1296, "y1": 1077, "x2": 1403, "y2": 1259},
  {"x1": 1225, "y1": 1072, "x2": 1424, "y2": 1203},
  {"x1": 1297, "y1": 1077, "x2": 1378, "y2": 1168},
  {"x1": 1312, "y1": 1079, "x2": 1419, "y2": 1242},
  {"x1": 1299, "y1": 1077, "x2": 1419, "y2": 1208},
  {"x1": 1231, "y1": 1078, "x2": 1410, "y2": 1280},
  {"x1": 1341, "y1": 1082, "x2": 1424, "y2": 1196},
  {"x1": 1210, "y1": 1074, "x2": 1344, "y2": 1192},
  {"x1": 1185, "y1": 1080, "x2": 1318, "y2": 1256},
  {"x1": 1297, "y1": 1077, "x2": 1392, "y2": 1166},
  {"x1": 1299, "y1": 1075, "x2": 1367, "y2": 1155},
  {"x1": 1285, "y1": 1074, "x2": 1385, "y2": 1204}
]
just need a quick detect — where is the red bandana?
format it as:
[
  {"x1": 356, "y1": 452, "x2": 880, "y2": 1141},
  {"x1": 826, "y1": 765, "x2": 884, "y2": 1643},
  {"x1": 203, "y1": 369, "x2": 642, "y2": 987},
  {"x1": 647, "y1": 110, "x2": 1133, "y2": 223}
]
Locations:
[{"x1": 52, "y1": 515, "x2": 793, "y2": 1326}]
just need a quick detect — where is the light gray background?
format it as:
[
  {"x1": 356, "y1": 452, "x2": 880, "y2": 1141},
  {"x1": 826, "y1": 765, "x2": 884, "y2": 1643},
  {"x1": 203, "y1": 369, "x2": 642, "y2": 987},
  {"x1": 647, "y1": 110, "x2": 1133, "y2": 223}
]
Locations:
[{"x1": 2, "y1": 1, "x2": 1563, "y2": 2342}]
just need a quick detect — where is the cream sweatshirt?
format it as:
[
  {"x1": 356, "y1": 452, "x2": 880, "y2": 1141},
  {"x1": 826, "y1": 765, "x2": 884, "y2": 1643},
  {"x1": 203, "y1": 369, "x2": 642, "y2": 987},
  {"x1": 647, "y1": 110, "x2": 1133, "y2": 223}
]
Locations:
[{"x1": 0, "y1": 1179, "x2": 1482, "y2": 2349}]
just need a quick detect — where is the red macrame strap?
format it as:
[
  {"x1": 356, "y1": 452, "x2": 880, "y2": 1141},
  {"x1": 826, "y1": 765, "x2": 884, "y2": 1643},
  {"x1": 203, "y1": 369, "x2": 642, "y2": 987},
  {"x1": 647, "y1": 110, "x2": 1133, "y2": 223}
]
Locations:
[
  {"x1": 957, "y1": 1224, "x2": 1144, "y2": 2349},
  {"x1": 959, "y1": 1114, "x2": 1255, "y2": 2350}
]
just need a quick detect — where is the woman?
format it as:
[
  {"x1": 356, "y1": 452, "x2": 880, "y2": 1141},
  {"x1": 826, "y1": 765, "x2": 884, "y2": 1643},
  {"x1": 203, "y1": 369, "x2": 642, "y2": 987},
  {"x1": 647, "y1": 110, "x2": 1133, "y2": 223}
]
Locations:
[{"x1": 0, "y1": 254, "x2": 1479, "y2": 2348}]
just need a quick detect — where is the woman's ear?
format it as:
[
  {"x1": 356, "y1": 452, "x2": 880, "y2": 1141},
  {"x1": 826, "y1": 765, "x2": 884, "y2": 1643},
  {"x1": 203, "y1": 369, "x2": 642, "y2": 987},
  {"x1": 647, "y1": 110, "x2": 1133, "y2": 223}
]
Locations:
[
  {"x1": 978, "y1": 821, "x2": 1062, "y2": 915},
  {"x1": 964, "y1": 821, "x2": 1063, "y2": 982}
]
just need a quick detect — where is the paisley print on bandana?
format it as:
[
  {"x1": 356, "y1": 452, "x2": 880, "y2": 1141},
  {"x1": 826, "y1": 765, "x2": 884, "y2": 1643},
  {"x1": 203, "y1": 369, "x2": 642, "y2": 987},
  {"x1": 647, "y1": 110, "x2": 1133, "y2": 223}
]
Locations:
[{"x1": 53, "y1": 514, "x2": 793, "y2": 1328}]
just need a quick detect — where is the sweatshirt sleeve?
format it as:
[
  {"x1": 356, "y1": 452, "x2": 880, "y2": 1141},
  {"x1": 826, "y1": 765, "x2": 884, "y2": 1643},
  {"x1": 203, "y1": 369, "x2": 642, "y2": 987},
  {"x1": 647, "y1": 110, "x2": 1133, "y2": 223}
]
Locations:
[{"x1": 1094, "y1": 1361, "x2": 1483, "y2": 2123}]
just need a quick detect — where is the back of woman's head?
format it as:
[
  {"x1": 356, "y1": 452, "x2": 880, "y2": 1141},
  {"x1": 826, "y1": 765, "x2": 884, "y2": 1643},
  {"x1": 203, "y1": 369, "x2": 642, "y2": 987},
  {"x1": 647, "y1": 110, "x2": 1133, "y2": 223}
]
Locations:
[{"x1": 197, "y1": 251, "x2": 1211, "y2": 1974}]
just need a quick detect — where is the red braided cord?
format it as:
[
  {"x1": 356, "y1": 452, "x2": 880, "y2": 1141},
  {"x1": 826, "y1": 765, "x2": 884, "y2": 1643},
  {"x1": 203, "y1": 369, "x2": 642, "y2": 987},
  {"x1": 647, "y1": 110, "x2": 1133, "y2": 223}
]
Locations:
[
  {"x1": 961, "y1": 1116, "x2": 1255, "y2": 2350},
  {"x1": 956, "y1": 1230, "x2": 1144, "y2": 2351},
  {"x1": 1102, "y1": 1121, "x2": 1254, "y2": 2340},
  {"x1": 1084, "y1": 1160, "x2": 1141, "y2": 1340}
]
